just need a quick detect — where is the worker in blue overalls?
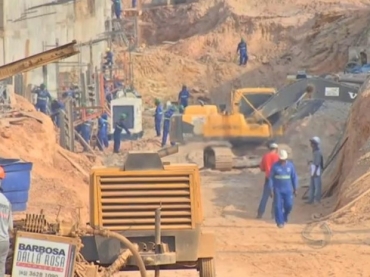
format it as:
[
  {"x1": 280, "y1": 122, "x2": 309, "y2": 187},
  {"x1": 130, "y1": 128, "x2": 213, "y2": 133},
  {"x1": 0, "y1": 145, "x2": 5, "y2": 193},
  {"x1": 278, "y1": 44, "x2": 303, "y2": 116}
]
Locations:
[
  {"x1": 103, "y1": 48, "x2": 114, "y2": 71},
  {"x1": 34, "y1": 83, "x2": 52, "y2": 114},
  {"x1": 97, "y1": 113, "x2": 109, "y2": 151},
  {"x1": 80, "y1": 121, "x2": 92, "y2": 152},
  {"x1": 161, "y1": 106, "x2": 176, "y2": 147},
  {"x1": 178, "y1": 85, "x2": 190, "y2": 114},
  {"x1": 236, "y1": 38, "x2": 248, "y2": 66},
  {"x1": 113, "y1": 113, "x2": 131, "y2": 153},
  {"x1": 50, "y1": 99, "x2": 65, "y2": 127},
  {"x1": 268, "y1": 150, "x2": 298, "y2": 228},
  {"x1": 154, "y1": 98, "x2": 163, "y2": 137}
]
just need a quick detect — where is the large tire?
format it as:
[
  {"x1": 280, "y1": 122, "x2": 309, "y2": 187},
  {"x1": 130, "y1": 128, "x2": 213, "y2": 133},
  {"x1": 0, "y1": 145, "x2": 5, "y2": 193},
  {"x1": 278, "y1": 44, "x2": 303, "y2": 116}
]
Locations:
[{"x1": 199, "y1": 258, "x2": 216, "y2": 277}]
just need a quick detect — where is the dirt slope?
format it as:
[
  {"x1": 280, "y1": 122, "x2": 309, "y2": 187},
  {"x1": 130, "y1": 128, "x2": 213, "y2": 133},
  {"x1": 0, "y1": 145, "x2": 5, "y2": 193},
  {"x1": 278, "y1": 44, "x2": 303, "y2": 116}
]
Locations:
[
  {"x1": 116, "y1": 3, "x2": 370, "y2": 107},
  {"x1": 1, "y1": 95, "x2": 95, "y2": 223}
]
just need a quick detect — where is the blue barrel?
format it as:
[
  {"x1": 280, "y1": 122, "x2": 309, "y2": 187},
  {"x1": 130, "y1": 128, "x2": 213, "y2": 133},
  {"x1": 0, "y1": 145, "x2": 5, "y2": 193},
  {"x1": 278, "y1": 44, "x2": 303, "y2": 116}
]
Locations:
[{"x1": 0, "y1": 158, "x2": 33, "y2": 212}]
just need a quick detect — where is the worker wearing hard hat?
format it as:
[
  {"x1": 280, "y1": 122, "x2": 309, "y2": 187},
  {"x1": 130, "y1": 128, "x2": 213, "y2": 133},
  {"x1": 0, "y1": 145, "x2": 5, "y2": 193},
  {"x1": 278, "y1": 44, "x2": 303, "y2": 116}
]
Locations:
[
  {"x1": 0, "y1": 166, "x2": 13, "y2": 276},
  {"x1": 103, "y1": 48, "x2": 114, "y2": 71},
  {"x1": 268, "y1": 149, "x2": 298, "y2": 228},
  {"x1": 307, "y1": 136, "x2": 324, "y2": 204},
  {"x1": 257, "y1": 142, "x2": 279, "y2": 219}
]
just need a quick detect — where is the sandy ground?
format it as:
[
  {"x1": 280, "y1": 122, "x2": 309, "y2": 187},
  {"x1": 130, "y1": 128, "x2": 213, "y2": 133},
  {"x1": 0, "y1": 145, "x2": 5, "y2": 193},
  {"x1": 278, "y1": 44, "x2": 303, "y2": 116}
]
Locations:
[
  {"x1": 114, "y1": 145, "x2": 370, "y2": 277},
  {"x1": 6, "y1": 0, "x2": 370, "y2": 275}
]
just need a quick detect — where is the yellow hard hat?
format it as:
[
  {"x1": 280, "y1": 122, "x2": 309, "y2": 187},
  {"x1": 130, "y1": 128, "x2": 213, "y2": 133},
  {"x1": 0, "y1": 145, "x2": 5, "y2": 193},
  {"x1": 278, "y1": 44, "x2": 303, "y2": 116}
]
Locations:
[{"x1": 106, "y1": 48, "x2": 110, "y2": 52}]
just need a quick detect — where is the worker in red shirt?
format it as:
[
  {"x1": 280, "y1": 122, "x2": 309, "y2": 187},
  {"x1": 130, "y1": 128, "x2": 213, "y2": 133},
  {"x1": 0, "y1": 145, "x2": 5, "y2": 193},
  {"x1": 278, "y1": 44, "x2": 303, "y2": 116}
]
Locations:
[{"x1": 257, "y1": 142, "x2": 279, "y2": 219}]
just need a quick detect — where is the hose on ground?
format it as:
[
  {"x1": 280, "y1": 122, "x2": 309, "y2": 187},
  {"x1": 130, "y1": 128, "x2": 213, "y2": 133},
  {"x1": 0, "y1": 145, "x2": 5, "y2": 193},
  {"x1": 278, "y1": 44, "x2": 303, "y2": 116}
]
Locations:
[{"x1": 87, "y1": 229, "x2": 147, "y2": 277}]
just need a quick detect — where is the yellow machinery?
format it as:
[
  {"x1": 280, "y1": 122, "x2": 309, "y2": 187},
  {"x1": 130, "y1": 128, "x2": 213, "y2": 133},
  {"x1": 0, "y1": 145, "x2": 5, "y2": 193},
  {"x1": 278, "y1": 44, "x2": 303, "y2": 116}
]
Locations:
[
  {"x1": 86, "y1": 145, "x2": 215, "y2": 276},
  {"x1": 7, "y1": 146, "x2": 215, "y2": 277},
  {"x1": 170, "y1": 87, "x2": 278, "y2": 170}
]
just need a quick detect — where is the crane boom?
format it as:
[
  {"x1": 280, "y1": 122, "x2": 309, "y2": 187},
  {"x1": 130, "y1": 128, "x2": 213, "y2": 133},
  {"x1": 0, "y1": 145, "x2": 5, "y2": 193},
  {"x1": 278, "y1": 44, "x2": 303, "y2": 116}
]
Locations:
[{"x1": 0, "y1": 40, "x2": 79, "y2": 80}]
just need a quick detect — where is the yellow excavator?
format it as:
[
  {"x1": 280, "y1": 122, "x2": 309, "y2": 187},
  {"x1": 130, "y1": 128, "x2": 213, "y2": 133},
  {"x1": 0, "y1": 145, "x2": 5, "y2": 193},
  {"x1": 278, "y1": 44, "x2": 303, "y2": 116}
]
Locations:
[{"x1": 170, "y1": 87, "x2": 281, "y2": 171}]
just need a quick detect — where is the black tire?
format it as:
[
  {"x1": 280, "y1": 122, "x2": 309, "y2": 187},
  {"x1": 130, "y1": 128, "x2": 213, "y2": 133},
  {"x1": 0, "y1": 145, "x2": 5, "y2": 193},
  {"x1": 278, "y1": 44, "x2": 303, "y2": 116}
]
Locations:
[{"x1": 199, "y1": 258, "x2": 216, "y2": 277}]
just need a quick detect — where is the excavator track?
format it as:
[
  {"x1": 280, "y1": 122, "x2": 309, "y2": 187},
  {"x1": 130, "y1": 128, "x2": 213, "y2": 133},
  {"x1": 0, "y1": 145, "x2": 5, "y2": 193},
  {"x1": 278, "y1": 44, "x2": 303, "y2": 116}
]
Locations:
[{"x1": 203, "y1": 146, "x2": 233, "y2": 171}]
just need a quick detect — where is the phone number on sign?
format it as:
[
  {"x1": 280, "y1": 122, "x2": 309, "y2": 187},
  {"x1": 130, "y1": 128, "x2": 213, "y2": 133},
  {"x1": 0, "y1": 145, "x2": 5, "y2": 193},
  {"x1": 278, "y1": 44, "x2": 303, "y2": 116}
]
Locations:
[{"x1": 18, "y1": 271, "x2": 59, "y2": 277}]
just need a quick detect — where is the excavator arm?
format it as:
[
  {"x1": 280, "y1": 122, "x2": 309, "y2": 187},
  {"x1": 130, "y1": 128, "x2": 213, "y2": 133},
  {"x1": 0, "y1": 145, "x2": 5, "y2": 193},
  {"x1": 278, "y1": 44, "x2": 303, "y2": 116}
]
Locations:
[{"x1": 0, "y1": 40, "x2": 79, "y2": 80}]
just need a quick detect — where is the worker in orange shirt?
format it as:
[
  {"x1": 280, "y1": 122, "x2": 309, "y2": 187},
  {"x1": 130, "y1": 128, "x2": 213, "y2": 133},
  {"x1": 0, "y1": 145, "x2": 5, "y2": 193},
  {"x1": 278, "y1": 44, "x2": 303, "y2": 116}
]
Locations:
[{"x1": 257, "y1": 142, "x2": 279, "y2": 219}]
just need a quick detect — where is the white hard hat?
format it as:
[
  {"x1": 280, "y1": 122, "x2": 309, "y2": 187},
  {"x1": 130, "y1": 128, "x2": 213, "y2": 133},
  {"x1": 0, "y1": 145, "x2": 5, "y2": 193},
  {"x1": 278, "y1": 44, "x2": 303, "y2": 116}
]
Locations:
[
  {"x1": 310, "y1": 136, "x2": 320, "y2": 144},
  {"x1": 278, "y1": 149, "x2": 288, "y2": 160},
  {"x1": 269, "y1": 142, "x2": 278, "y2": 149}
]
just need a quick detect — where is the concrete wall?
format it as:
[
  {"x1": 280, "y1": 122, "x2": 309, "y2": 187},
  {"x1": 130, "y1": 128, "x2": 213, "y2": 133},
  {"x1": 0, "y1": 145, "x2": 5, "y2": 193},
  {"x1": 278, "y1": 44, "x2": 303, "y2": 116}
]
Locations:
[{"x1": 0, "y1": 0, "x2": 111, "y2": 97}]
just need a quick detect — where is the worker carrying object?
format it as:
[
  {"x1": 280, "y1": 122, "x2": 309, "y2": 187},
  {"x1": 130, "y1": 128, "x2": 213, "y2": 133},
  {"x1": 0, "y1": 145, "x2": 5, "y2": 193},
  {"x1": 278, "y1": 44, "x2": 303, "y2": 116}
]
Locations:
[
  {"x1": 161, "y1": 106, "x2": 176, "y2": 147},
  {"x1": 236, "y1": 38, "x2": 248, "y2": 66},
  {"x1": 268, "y1": 149, "x2": 298, "y2": 228},
  {"x1": 0, "y1": 166, "x2": 13, "y2": 277},
  {"x1": 97, "y1": 113, "x2": 109, "y2": 151},
  {"x1": 154, "y1": 98, "x2": 163, "y2": 137},
  {"x1": 50, "y1": 99, "x2": 65, "y2": 128},
  {"x1": 103, "y1": 48, "x2": 114, "y2": 70},
  {"x1": 112, "y1": 0, "x2": 121, "y2": 19},
  {"x1": 113, "y1": 113, "x2": 131, "y2": 153},
  {"x1": 307, "y1": 136, "x2": 324, "y2": 204},
  {"x1": 34, "y1": 83, "x2": 52, "y2": 114},
  {"x1": 178, "y1": 85, "x2": 190, "y2": 113},
  {"x1": 257, "y1": 142, "x2": 279, "y2": 219}
]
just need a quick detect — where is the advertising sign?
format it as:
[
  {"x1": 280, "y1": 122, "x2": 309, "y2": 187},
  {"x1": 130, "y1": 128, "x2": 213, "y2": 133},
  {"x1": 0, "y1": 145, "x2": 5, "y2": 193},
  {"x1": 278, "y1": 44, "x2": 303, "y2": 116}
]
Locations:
[{"x1": 12, "y1": 232, "x2": 77, "y2": 277}]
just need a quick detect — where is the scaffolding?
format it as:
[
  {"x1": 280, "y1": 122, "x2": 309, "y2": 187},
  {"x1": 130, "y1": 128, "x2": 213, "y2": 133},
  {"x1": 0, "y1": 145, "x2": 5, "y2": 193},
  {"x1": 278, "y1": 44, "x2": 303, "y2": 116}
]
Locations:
[{"x1": 58, "y1": 1, "x2": 143, "y2": 154}]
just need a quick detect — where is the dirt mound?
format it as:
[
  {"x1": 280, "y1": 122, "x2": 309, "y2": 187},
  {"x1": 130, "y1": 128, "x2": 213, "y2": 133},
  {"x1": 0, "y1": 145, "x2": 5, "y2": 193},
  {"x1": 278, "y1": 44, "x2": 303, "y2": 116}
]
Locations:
[
  {"x1": 1, "y1": 95, "x2": 97, "y2": 223},
  {"x1": 123, "y1": 4, "x2": 370, "y2": 108}
]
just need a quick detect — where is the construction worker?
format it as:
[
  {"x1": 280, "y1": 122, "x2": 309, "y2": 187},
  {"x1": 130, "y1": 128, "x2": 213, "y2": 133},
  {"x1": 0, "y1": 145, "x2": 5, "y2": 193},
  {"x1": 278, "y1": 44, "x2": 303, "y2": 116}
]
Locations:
[
  {"x1": 132, "y1": 0, "x2": 137, "y2": 8},
  {"x1": 257, "y1": 142, "x2": 279, "y2": 219},
  {"x1": 112, "y1": 0, "x2": 121, "y2": 19},
  {"x1": 80, "y1": 121, "x2": 92, "y2": 152},
  {"x1": 360, "y1": 50, "x2": 368, "y2": 66},
  {"x1": 154, "y1": 98, "x2": 163, "y2": 137},
  {"x1": 268, "y1": 150, "x2": 298, "y2": 228},
  {"x1": 178, "y1": 85, "x2": 190, "y2": 113},
  {"x1": 50, "y1": 99, "x2": 65, "y2": 127},
  {"x1": 97, "y1": 113, "x2": 109, "y2": 150},
  {"x1": 161, "y1": 106, "x2": 176, "y2": 147},
  {"x1": 236, "y1": 38, "x2": 248, "y2": 66},
  {"x1": 0, "y1": 166, "x2": 13, "y2": 277},
  {"x1": 104, "y1": 48, "x2": 114, "y2": 70},
  {"x1": 113, "y1": 113, "x2": 131, "y2": 153},
  {"x1": 34, "y1": 83, "x2": 52, "y2": 114},
  {"x1": 62, "y1": 85, "x2": 76, "y2": 99},
  {"x1": 307, "y1": 136, "x2": 324, "y2": 204}
]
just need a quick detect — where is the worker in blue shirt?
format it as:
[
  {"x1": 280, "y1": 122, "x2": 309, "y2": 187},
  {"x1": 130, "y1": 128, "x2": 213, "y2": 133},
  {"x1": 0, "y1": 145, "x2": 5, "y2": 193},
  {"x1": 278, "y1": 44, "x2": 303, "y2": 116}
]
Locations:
[
  {"x1": 236, "y1": 38, "x2": 248, "y2": 66},
  {"x1": 178, "y1": 85, "x2": 190, "y2": 113},
  {"x1": 113, "y1": 113, "x2": 131, "y2": 153},
  {"x1": 34, "y1": 83, "x2": 52, "y2": 114},
  {"x1": 97, "y1": 113, "x2": 109, "y2": 151},
  {"x1": 103, "y1": 48, "x2": 114, "y2": 70},
  {"x1": 161, "y1": 106, "x2": 176, "y2": 147},
  {"x1": 112, "y1": 0, "x2": 121, "y2": 19},
  {"x1": 50, "y1": 99, "x2": 65, "y2": 127},
  {"x1": 268, "y1": 149, "x2": 298, "y2": 228},
  {"x1": 62, "y1": 85, "x2": 76, "y2": 99},
  {"x1": 154, "y1": 98, "x2": 163, "y2": 137}
]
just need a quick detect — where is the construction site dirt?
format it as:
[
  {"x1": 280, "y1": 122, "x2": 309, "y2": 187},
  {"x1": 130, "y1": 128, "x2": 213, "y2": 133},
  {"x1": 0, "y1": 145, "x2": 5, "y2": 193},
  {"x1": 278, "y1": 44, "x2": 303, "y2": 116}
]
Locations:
[{"x1": 5, "y1": 0, "x2": 370, "y2": 276}]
